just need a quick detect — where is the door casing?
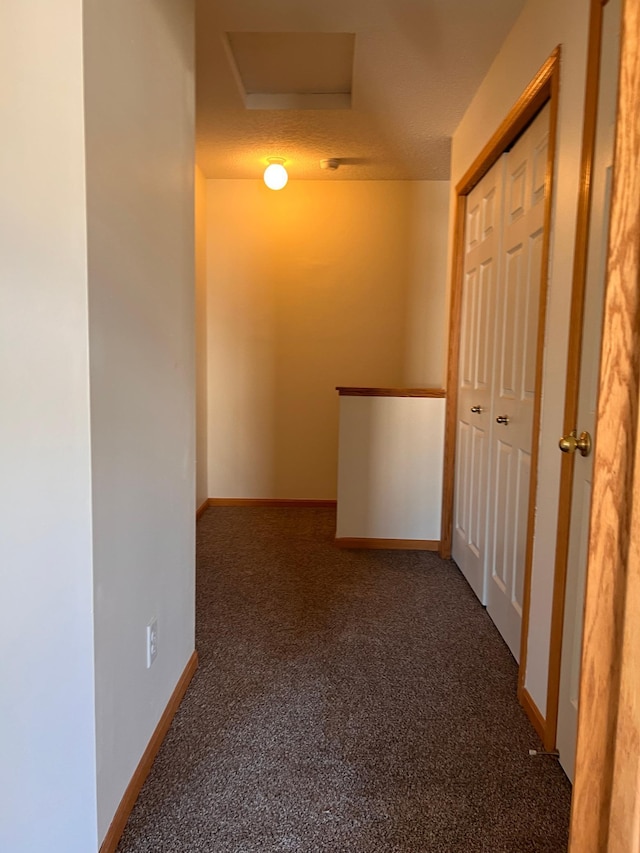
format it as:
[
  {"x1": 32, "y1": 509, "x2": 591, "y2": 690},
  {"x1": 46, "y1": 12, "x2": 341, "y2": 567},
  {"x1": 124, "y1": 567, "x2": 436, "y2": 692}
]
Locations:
[
  {"x1": 545, "y1": 0, "x2": 612, "y2": 755},
  {"x1": 440, "y1": 47, "x2": 561, "y2": 740}
]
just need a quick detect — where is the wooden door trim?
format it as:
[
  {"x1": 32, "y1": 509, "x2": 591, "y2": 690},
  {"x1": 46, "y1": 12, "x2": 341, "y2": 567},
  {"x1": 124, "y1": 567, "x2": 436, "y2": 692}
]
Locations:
[
  {"x1": 440, "y1": 197, "x2": 466, "y2": 561},
  {"x1": 570, "y1": 0, "x2": 640, "y2": 846},
  {"x1": 440, "y1": 46, "x2": 560, "y2": 561},
  {"x1": 441, "y1": 48, "x2": 561, "y2": 741},
  {"x1": 516, "y1": 61, "x2": 561, "y2": 729},
  {"x1": 544, "y1": 0, "x2": 608, "y2": 753},
  {"x1": 455, "y1": 49, "x2": 560, "y2": 197}
]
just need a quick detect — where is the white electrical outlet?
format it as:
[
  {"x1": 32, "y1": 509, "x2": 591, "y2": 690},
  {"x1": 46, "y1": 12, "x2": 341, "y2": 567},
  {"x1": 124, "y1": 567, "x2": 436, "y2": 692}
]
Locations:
[{"x1": 146, "y1": 618, "x2": 158, "y2": 668}]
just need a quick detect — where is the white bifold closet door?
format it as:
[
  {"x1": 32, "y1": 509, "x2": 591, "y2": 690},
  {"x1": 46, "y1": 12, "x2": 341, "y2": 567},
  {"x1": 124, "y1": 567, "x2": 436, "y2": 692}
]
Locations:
[
  {"x1": 453, "y1": 103, "x2": 550, "y2": 661},
  {"x1": 452, "y1": 154, "x2": 505, "y2": 602}
]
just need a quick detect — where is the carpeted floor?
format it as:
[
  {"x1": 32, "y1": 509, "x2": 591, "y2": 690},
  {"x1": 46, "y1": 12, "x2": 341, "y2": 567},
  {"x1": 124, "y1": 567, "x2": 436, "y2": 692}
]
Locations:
[{"x1": 117, "y1": 507, "x2": 571, "y2": 852}]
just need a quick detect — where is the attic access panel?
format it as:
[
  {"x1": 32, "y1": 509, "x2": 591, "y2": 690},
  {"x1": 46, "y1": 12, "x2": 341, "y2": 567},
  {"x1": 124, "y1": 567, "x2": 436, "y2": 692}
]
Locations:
[{"x1": 226, "y1": 31, "x2": 355, "y2": 110}]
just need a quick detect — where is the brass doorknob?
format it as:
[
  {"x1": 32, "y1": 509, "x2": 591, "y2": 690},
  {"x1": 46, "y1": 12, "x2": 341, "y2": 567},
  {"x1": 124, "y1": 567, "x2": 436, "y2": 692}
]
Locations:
[
  {"x1": 558, "y1": 430, "x2": 592, "y2": 457},
  {"x1": 496, "y1": 415, "x2": 510, "y2": 425},
  {"x1": 470, "y1": 405, "x2": 483, "y2": 414}
]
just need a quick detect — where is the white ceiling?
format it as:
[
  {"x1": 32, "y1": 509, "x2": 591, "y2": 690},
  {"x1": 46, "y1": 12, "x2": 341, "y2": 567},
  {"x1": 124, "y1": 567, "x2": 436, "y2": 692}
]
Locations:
[{"x1": 196, "y1": 0, "x2": 526, "y2": 181}]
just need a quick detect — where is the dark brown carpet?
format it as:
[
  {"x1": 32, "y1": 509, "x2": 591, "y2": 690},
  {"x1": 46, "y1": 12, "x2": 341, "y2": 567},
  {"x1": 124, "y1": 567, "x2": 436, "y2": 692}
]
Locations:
[{"x1": 117, "y1": 507, "x2": 571, "y2": 852}]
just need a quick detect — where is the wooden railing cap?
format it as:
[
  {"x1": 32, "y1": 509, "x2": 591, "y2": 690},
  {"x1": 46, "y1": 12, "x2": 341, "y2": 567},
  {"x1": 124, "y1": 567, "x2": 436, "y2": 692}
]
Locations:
[{"x1": 336, "y1": 387, "x2": 446, "y2": 398}]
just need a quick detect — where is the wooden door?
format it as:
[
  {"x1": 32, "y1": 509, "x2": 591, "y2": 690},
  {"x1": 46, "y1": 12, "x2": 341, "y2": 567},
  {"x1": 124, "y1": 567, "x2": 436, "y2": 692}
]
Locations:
[
  {"x1": 452, "y1": 156, "x2": 505, "y2": 603},
  {"x1": 556, "y1": 0, "x2": 620, "y2": 782},
  {"x1": 569, "y1": 0, "x2": 640, "y2": 846},
  {"x1": 486, "y1": 104, "x2": 550, "y2": 661}
]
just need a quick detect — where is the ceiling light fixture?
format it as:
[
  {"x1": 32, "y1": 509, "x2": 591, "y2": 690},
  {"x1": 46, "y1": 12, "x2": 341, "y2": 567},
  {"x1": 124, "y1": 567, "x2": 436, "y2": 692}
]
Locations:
[{"x1": 264, "y1": 157, "x2": 288, "y2": 191}]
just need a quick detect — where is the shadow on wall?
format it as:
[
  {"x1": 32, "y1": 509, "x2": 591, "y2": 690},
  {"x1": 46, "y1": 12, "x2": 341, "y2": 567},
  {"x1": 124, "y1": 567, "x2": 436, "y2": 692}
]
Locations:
[{"x1": 156, "y1": 0, "x2": 195, "y2": 74}]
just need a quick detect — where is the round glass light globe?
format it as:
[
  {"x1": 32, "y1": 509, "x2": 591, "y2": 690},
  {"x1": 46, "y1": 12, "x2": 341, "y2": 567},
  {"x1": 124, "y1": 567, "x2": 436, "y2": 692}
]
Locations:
[{"x1": 264, "y1": 162, "x2": 288, "y2": 191}]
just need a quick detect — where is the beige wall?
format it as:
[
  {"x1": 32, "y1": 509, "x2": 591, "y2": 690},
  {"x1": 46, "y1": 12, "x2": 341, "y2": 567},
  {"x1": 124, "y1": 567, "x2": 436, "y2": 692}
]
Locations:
[
  {"x1": 0, "y1": 3, "x2": 97, "y2": 849},
  {"x1": 205, "y1": 179, "x2": 449, "y2": 501},
  {"x1": 195, "y1": 166, "x2": 208, "y2": 508},
  {"x1": 404, "y1": 182, "x2": 451, "y2": 387},
  {"x1": 450, "y1": 0, "x2": 591, "y2": 716},
  {"x1": 2, "y1": 2, "x2": 197, "y2": 847},
  {"x1": 83, "y1": 0, "x2": 196, "y2": 843}
]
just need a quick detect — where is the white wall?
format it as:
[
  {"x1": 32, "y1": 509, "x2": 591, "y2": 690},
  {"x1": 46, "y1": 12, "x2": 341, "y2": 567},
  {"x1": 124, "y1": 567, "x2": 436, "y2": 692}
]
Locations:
[
  {"x1": 450, "y1": 0, "x2": 591, "y2": 715},
  {"x1": 83, "y1": 0, "x2": 196, "y2": 842},
  {"x1": 205, "y1": 179, "x2": 449, "y2": 501},
  {"x1": 195, "y1": 166, "x2": 209, "y2": 509},
  {"x1": 0, "y1": 2, "x2": 97, "y2": 851},
  {"x1": 336, "y1": 396, "x2": 445, "y2": 539}
]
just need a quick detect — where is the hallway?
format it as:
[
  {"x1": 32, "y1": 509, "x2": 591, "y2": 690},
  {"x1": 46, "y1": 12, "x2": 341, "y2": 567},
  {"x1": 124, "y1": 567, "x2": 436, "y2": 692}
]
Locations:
[{"x1": 118, "y1": 508, "x2": 571, "y2": 852}]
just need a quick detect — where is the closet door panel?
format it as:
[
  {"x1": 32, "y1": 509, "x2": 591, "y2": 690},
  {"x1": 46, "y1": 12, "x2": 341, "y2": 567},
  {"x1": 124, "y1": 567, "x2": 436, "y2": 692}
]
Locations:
[
  {"x1": 500, "y1": 245, "x2": 523, "y2": 399},
  {"x1": 487, "y1": 103, "x2": 549, "y2": 660},
  {"x1": 452, "y1": 156, "x2": 506, "y2": 603},
  {"x1": 523, "y1": 230, "x2": 544, "y2": 397}
]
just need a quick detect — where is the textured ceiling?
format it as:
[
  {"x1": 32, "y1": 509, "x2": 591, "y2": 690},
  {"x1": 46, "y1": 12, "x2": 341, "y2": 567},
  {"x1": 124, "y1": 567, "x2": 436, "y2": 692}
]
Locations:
[{"x1": 196, "y1": 0, "x2": 527, "y2": 181}]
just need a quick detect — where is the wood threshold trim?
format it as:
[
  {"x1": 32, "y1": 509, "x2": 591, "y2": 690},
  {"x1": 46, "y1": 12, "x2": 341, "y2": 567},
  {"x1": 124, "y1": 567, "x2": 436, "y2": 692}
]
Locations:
[
  {"x1": 518, "y1": 685, "x2": 547, "y2": 744},
  {"x1": 336, "y1": 387, "x2": 446, "y2": 398},
  {"x1": 570, "y1": 0, "x2": 640, "y2": 845},
  {"x1": 207, "y1": 498, "x2": 337, "y2": 508},
  {"x1": 545, "y1": 0, "x2": 605, "y2": 754},
  {"x1": 99, "y1": 651, "x2": 198, "y2": 853},
  {"x1": 335, "y1": 537, "x2": 440, "y2": 551},
  {"x1": 196, "y1": 499, "x2": 209, "y2": 520}
]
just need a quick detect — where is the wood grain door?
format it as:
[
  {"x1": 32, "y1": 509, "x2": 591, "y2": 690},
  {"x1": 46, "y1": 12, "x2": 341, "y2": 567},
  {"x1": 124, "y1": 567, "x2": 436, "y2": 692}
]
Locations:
[
  {"x1": 569, "y1": 0, "x2": 640, "y2": 846},
  {"x1": 556, "y1": 0, "x2": 620, "y2": 782}
]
